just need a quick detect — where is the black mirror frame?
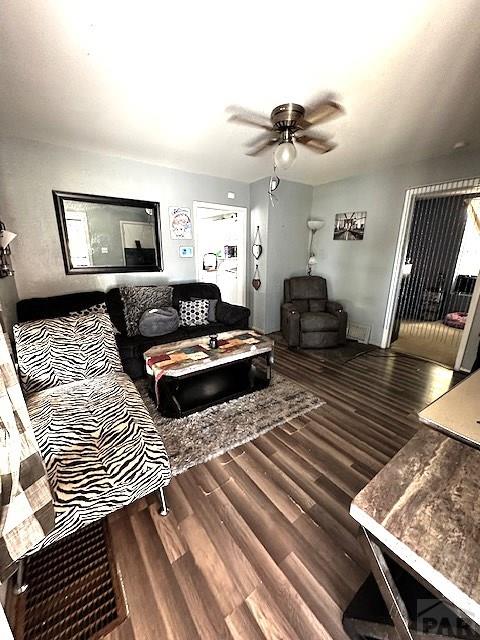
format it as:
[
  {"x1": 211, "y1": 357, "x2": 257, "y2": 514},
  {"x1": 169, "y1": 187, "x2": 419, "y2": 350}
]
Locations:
[{"x1": 53, "y1": 190, "x2": 163, "y2": 275}]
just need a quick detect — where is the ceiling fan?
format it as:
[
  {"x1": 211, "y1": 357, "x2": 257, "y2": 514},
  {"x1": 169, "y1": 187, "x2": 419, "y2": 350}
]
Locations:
[{"x1": 228, "y1": 98, "x2": 344, "y2": 170}]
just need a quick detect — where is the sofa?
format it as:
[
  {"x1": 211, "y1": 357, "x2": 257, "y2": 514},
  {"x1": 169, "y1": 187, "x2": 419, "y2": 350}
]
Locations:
[
  {"x1": 17, "y1": 282, "x2": 251, "y2": 379},
  {"x1": 13, "y1": 312, "x2": 171, "y2": 556},
  {"x1": 281, "y1": 276, "x2": 347, "y2": 348}
]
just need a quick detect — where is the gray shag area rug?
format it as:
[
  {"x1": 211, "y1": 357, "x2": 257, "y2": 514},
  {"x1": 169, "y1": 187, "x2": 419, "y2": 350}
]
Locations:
[{"x1": 135, "y1": 373, "x2": 325, "y2": 476}]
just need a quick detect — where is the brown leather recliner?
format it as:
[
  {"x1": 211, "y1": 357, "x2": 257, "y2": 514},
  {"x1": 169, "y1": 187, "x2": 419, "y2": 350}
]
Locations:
[{"x1": 281, "y1": 276, "x2": 347, "y2": 348}]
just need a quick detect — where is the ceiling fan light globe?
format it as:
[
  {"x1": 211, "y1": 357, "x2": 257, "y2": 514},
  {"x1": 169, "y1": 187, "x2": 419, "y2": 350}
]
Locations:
[{"x1": 274, "y1": 141, "x2": 296, "y2": 170}]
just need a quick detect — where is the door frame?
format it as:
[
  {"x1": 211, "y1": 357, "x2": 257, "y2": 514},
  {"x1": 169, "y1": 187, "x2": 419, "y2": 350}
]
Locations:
[
  {"x1": 120, "y1": 220, "x2": 155, "y2": 266},
  {"x1": 193, "y1": 201, "x2": 248, "y2": 306},
  {"x1": 381, "y1": 178, "x2": 480, "y2": 371},
  {"x1": 454, "y1": 268, "x2": 480, "y2": 370}
]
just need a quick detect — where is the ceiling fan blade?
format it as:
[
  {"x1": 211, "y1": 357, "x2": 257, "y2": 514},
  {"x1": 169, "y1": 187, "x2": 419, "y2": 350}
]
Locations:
[
  {"x1": 301, "y1": 99, "x2": 344, "y2": 128},
  {"x1": 246, "y1": 130, "x2": 277, "y2": 147},
  {"x1": 296, "y1": 135, "x2": 336, "y2": 154},
  {"x1": 246, "y1": 135, "x2": 279, "y2": 156},
  {"x1": 227, "y1": 106, "x2": 272, "y2": 130}
]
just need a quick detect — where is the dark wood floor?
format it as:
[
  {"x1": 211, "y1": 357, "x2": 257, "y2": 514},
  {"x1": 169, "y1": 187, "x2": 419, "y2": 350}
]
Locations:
[{"x1": 106, "y1": 344, "x2": 461, "y2": 640}]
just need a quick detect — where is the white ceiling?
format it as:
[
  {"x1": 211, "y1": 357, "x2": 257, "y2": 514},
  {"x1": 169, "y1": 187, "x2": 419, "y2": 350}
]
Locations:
[{"x1": 1, "y1": 0, "x2": 479, "y2": 186}]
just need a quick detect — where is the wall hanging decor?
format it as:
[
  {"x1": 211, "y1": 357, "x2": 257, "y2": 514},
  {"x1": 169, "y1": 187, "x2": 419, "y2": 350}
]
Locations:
[
  {"x1": 0, "y1": 221, "x2": 16, "y2": 277},
  {"x1": 333, "y1": 211, "x2": 367, "y2": 240},
  {"x1": 252, "y1": 264, "x2": 261, "y2": 290},
  {"x1": 252, "y1": 226, "x2": 263, "y2": 260},
  {"x1": 169, "y1": 207, "x2": 192, "y2": 240},
  {"x1": 179, "y1": 246, "x2": 193, "y2": 258}
]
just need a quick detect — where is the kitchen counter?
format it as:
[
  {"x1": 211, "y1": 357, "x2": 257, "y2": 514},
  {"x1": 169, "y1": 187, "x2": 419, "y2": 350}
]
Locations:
[{"x1": 350, "y1": 425, "x2": 480, "y2": 627}]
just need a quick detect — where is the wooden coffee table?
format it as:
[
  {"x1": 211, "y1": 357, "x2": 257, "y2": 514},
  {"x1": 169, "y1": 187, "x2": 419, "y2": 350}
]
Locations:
[{"x1": 144, "y1": 330, "x2": 274, "y2": 417}]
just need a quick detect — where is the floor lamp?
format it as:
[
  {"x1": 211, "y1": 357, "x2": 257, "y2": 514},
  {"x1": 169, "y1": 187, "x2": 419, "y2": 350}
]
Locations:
[{"x1": 307, "y1": 220, "x2": 325, "y2": 275}]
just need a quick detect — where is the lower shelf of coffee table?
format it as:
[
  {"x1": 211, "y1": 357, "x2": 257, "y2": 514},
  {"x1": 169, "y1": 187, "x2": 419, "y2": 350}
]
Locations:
[{"x1": 150, "y1": 355, "x2": 271, "y2": 418}]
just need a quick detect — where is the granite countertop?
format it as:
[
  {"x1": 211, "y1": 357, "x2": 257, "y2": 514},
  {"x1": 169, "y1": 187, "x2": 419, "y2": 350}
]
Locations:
[{"x1": 350, "y1": 427, "x2": 480, "y2": 625}]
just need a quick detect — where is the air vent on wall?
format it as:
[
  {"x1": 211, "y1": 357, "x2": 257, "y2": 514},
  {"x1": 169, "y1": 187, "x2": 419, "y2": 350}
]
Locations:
[{"x1": 347, "y1": 322, "x2": 371, "y2": 344}]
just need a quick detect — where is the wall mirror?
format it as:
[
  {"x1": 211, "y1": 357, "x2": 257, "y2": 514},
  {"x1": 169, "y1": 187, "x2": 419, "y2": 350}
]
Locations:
[{"x1": 53, "y1": 191, "x2": 163, "y2": 274}]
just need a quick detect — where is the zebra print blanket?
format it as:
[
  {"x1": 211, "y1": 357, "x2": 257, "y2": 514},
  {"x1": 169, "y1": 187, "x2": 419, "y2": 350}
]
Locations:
[
  {"x1": 25, "y1": 372, "x2": 171, "y2": 554},
  {"x1": 14, "y1": 312, "x2": 171, "y2": 556}
]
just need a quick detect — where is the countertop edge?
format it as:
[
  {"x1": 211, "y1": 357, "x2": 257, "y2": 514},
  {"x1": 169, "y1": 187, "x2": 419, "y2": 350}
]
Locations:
[{"x1": 349, "y1": 502, "x2": 480, "y2": 626}]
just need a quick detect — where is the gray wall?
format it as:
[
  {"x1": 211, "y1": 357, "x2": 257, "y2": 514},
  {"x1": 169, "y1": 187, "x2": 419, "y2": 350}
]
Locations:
[
  {"x1": 311, "y1": 148, "x2": 480, "y2": 363},
  {"x1": 463, "y1": 293, "x2": 480, "y2": 370},
  {"x1": 0, "y1": 275, "x2": 18, "y2": 335},
  {"x1": 249, "y1": 178, "x2": 269, "y2": 332},
  {"x1": 264, "y1": 179, "x2": 313, "y2": 333},
  {"x1": 249, "y1": 177, "x2": 313, "y2": 333},
  {"x1": 0, "y1": 137, "x2": 249, "y2": 300}
]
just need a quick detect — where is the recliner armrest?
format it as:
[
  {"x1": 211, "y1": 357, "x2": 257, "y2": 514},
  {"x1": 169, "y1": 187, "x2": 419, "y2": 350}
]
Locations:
[
  {"x1": 326, "y1": 300, "x2": 344, "y2": 314},
  {"x1": 281, "y1": 302, "x2": 301, "y2": 347},
  {"x1": 216, "y1": 301, "x2": 250, "y2": 327},
  {"x1": 282, "y1": 302, "x2": 302, "y2": 315}
]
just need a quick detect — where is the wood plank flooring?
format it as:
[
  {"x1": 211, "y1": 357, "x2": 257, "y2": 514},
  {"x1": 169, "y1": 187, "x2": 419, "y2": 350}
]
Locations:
[{"x1": 106, "y1": 343, "x2": 463, "y2": 640}]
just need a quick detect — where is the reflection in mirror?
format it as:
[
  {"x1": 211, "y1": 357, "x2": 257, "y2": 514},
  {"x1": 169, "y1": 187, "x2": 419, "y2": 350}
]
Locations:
[{"x1": 54, "y1": 192, "x2": 162, "y2": 274}]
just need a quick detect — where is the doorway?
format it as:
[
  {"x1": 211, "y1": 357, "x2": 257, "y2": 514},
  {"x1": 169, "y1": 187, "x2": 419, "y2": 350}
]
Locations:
[
  {"x1": 193, "y1": 202, "x2": 247, "y2": 306},
  {"x1": 383, "y1": 179, "x2": 480, "y2": 370}
]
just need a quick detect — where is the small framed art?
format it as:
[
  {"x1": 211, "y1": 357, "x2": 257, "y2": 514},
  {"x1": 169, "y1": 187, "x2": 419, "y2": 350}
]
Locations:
[{"x1": 179, "y1": 246, "x2": 193, "y2": 258}]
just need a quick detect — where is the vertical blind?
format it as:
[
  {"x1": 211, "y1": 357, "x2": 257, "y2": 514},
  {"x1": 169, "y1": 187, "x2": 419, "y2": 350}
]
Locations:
[{"x1": 394, "y1": 177, "x2": 480, "y2": 353}]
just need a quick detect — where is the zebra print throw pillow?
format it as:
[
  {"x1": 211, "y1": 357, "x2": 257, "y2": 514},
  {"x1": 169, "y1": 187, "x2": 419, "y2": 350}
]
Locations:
[
  {"x1": 14, "y1": 313, "x2": 123, "y2": 394},
  {"x1": 120, "y1": 286, "x2": 173, "y2": 337},
  {"x1": 179, "y1": 299, "x2": 209, "y2": 326}
]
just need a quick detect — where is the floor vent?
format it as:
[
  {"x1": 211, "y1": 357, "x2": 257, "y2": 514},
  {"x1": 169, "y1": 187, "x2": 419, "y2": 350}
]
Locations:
[
  {"x1": 12, "y1": 521, "x2": 127, "y2": 640},
  {"x1": 347, "y1": 322, "x2": 371, "y2": 344}
]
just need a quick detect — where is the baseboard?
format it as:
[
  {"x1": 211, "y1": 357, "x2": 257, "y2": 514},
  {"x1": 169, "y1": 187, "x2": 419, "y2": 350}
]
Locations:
[{"x1": 251, "y1": 326, "x2": 265, "y2": 335}]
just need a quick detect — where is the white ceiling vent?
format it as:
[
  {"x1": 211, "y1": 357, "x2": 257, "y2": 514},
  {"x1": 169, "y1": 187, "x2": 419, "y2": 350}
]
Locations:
[{"x1": 347, "y1": 322, "x2": 371, "y2": 344}]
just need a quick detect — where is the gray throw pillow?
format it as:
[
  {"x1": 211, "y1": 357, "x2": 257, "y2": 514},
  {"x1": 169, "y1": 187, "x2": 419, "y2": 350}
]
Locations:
[
  {"x1": 120, "y1": 285, "x2": 173, "y2": 336},
  {"x1": 191, "y1": 297, "x2": 218, "y2": 323},
  {"x1": 139, "y1": 307, "x2": 179, "y2": 337}
]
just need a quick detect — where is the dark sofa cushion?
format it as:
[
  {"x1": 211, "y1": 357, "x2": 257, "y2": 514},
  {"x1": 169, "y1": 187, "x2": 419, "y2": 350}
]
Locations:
[
  {"x1": 301, "y1": 311, "x2": 339, "y2": 332},
  {"x1": 216, "y1": 301, "x2": 250, "y2": 326},
  {"x1": 16, "y1": 282, "x2": 251, "y2": 381},
  {"x1": 105, "y1": 288, "x2": 127, "y2": 335},
  {"x1": 17, "y1": 291, "x2": 107, "y2": 323},
  {"x1": 172, "y1": 283, "x2": 221, "y2": 309}
]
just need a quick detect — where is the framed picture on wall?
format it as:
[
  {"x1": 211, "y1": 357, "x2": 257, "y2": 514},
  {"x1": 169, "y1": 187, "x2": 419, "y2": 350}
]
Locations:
[
  {"x1": 53, "y1": 190, "x2": 163, "y2": 274},
  {"x1": 169, "y1": 206, "x2": 192, "y2": 239},
  {"x1": 333, "y1": 211, "x2": 367, "y2": 240},
  {"x1": 179, "y1": 246, "x2": 193, "y2": 258}
]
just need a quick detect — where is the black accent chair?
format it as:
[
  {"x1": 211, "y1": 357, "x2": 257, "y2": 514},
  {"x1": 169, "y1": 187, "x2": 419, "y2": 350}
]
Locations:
[
  {"x1": 281, "y1": 276, "x2": 347, "y2": 349},
  {"x1": 17, "y1": 282, "x2": 250, "y2": 380}
]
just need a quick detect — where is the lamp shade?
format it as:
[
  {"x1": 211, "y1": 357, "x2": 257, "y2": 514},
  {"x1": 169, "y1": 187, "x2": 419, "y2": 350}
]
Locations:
[
  {"x1": 307, "y1": 220, "x2": 325, "y2": 231},
  {"x1": 0, "y1": 230, "x2": 16, "y2": 250}
]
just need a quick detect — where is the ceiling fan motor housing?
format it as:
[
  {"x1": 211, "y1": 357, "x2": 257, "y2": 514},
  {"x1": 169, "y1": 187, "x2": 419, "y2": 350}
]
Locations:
[{"x1": 271, "y1": 103, "x2": 305, "y2": 132}]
